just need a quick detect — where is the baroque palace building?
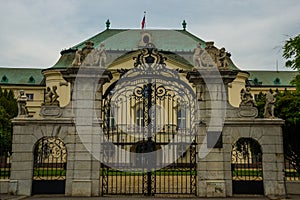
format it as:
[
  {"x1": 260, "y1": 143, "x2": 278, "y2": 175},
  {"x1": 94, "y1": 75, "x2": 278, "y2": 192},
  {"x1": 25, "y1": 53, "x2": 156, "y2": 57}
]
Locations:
[
  {"x1": 0, "y1": 22, "x2": 295, "y2": 197},
  {"x1": 0, "y1": 25, "x2": 296, "y2": 117}
]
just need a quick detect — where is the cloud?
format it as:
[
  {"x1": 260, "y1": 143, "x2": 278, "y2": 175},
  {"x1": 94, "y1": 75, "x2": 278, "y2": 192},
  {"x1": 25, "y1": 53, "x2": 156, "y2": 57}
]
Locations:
[{"x1": 0, "y1": 0, "x2": 299, "y2": 70}]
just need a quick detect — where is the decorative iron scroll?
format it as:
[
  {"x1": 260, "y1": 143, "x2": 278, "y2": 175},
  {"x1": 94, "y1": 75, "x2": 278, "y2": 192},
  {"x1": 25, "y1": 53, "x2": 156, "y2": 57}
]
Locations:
[
  {"x1": 33, "y1": 137, "x2": 67, "y2": 180},
  {"x1": 231, "y1": 138, "x2": 263, "y2": 181},
  {"x1": 101, "y1": 47, "x2": 198, "y2": 195}
]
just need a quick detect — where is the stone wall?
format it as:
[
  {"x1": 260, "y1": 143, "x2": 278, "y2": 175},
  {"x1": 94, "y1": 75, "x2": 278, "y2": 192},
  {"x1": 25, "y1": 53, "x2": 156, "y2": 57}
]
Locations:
[
  {"x1": 9, "y1": 117, "x2": 104, "y2": 197},
  {"x1": 286, "y1": 182, "x2": 300, "y2": 195},
  {"x1": 0, "y1": 180, "x2": 9, "y2": 193},
  {"x1": 196, "y1": 118, "x2": 285, "y2": 197},
  {"x1": 224, "y1": 119, "x2": 285, "y2": 197}
]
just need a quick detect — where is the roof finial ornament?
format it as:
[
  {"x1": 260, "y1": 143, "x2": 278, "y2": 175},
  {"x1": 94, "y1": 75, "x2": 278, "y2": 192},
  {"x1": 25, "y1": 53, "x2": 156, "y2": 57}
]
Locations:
[
  {"x1": 182, "y1": 20, "x2": 187, "y2": 31},
  {"x1": 106, "y1": 19, "x2": 110, "y2": 30}
]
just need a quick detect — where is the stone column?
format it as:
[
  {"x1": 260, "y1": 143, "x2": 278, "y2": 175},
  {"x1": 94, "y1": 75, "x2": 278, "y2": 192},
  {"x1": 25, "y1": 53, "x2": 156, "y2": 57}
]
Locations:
[
  {"x1": 187, "y1": 70, "x2": 237, "y2": 197},
  {"x1": 62, "y1": 66, "x2": 112, "y2": 196},
  {"x1": 261, "y1": 121, "x2": 285, "y2": 197},
  {"x1": 9, "y1": 123, "x2": 34, "y2": 196}
]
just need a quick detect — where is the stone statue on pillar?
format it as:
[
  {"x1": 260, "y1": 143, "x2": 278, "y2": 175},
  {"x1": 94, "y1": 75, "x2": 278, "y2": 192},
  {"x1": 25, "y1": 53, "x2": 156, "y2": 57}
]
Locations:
[
  {"x1": 238, "y1": 87, "x2": 258, "y2": 118},
  {"x1": 264, "y1": 90, "x2": 276, "y2": 118},
  {"x1": 40, "y1": 86, "x2": 62, "y2": 118},
  {"x1": 43, "y1": 86, "x2": 60, "y2": 106},
  {"x1": 17, "y1": 90, "x2": 28, "y2": 117},
  {"x1": 239, "y1": 87, "x2": 257, "y2": 107}
]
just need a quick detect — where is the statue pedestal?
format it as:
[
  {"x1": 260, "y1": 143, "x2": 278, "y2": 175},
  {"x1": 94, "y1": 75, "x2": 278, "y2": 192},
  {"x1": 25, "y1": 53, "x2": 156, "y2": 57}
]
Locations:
[
  {"x1": 238, "y1": 105, "x2": 258, "y2": 118},
  {"x1": 40, "y1": 105, "x2": 62, "y2": 118}
]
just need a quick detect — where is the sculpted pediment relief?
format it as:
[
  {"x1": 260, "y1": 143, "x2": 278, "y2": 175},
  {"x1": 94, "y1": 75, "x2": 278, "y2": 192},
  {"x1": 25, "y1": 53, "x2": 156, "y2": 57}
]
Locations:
[
  {"x1": 71, "y1": 41, "x2": 107, "y2": 68},
  {"x1": 193, "y1": 41, "x2": 230, "y2": 69}
]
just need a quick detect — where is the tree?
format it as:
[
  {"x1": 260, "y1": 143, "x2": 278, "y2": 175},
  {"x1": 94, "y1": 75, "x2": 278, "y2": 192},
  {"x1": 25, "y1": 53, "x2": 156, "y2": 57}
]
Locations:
[
  {"x1": 290, "y1": 74, "x2": 300, "y2": 91},
  {"x1": 255, "y1": 91, "x2": 266, "y2": 118},
  {"x1": 274, "y1": 90, "x2": 300, "y2": 173},
  {"x1": 283, "y1": 34, "x2": 300, "y2": 71},
  {"x1": 283, "y1": 34, "x2": 300, "y2": 91},
  {"x1": 0, "y1": 87, "x2": 17, "y2": 154},
  {"x1": 280, "y1": 34, "x2": 300, "y2": 173},
  {"x1": 0, "y1": 106, "x2": 12, "y2": 153}
]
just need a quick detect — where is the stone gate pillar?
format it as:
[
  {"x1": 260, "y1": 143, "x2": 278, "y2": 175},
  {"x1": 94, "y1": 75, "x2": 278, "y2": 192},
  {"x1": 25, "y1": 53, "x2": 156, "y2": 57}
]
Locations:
[
  {"x1": 62, "y1": 66, "x2": 112, "y2": 196},
  {"x1": 187, "y1": 70, "x2": 237, "y2": 197}
]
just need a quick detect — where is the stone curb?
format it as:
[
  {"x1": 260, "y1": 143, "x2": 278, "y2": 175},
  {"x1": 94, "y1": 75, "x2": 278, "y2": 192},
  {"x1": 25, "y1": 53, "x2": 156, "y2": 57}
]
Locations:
[{"x1": 0, "y1": 195, "x2": 27, "y2": 200}]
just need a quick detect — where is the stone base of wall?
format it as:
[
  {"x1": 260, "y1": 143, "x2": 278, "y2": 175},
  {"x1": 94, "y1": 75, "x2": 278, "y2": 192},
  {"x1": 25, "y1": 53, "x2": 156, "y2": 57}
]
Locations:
[
  {"x1": 71, "y1": 180, "x2": 92, "y2": 196},
  {"x1": 198, "y1": 180, "x2": 226, "y2": 197},
  {"x1": 287, "y1": 182, "x2": 300, "y2": 195},
  {"x1": 0, "y1": 180, "x2": 9, "y2": 194}
]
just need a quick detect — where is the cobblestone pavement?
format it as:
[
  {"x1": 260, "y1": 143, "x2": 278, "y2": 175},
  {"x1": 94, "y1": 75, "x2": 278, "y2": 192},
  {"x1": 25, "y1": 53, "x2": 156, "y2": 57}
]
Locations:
[{"x1": 1, "y1": 194, "x2": 300, "y2": 200}]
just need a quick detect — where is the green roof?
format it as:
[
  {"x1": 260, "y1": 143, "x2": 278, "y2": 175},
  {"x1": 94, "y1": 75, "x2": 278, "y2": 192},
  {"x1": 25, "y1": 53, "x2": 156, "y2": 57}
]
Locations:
[
  {"x1": 248, "y1": 70, "x2": 297, "y2": 86},
  {"x1": 72, "y1": 29, "x2": 205, "y2": 51},
  {"x1": 50, "y1": 28, "x2": 239, "y2": 70},
  {"x1": 0, "y1": 68, "x2": 44, "y2": 85}
]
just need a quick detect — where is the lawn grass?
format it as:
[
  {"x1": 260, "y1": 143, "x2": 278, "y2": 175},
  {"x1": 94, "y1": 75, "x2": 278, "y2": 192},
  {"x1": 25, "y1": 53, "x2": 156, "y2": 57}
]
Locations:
[
  {"x1": 1, "y1": 168, "x2": 299, "y2": 178},
  {"x1": 33, "y1": 168, "x2": 66, "y2": 177},
  {"x1": 232, "y1": 169, "x2": 263, "y2": 177}
]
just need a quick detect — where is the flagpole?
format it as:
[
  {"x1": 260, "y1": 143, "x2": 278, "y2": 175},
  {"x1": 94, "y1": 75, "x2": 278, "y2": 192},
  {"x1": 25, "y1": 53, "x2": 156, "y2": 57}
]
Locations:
[{"x1": 144, "y1": 11, "x2": 146, "y2": 29}]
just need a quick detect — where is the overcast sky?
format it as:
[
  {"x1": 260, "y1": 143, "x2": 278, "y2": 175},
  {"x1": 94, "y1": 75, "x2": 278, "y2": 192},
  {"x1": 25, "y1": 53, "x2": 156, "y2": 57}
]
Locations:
[{"x1": 0, "y1": 0, "x2": 299, "y2": 70}]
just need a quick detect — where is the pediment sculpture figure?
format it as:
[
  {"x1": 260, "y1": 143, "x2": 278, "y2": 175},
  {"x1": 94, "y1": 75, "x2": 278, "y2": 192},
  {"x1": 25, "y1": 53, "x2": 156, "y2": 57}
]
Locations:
[
  {"x1": 71, "y1": 50, "x2": 82, "y2": 66},
  {"x1": 217, "y1": 47, "x2": 228, "y2": 68},
  {"x1": 81, "y1": 41, "x2": 95, "y2": 62},
  {"x1": 204, "y1": 41, "x2": 219, "y2": 67},
  {"x1": 193, "y1": 43, "x2": 204, "y2": 68},
  {"x1": 71, "y1": 41, "x2": 107, "y2": 67},
  {"x1": 98, "y1": 42, "x2": 107, "y2": 68}
]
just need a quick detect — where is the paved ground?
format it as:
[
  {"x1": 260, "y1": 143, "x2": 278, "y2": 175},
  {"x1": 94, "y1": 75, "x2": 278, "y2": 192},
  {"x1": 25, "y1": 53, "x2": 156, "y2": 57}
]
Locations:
[{"x1": 1, "y1": 194, "x2": 300, "y2": 200}]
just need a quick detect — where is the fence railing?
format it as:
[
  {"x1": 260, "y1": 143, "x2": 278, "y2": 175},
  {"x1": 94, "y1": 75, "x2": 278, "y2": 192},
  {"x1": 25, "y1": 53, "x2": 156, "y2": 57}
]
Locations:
[
  {"x1": 284, "y1": 158, "x2": 300, "y2": 181},
  {"x1": 0, "y1": 147, "x2": 11, "y2": 179}
]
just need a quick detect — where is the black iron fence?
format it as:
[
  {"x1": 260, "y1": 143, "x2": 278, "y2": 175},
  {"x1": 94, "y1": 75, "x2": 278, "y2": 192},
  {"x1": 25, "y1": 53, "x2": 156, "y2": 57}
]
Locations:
[
  {"x1": 0, "y1": 149, "x2": 11, "y2": 179},
  {"x1": 284, "y1": 158, "x2": 300, "y2": 181},
  {"x1": 0, "y1": 145, "x2": 11, "y2": 179}
]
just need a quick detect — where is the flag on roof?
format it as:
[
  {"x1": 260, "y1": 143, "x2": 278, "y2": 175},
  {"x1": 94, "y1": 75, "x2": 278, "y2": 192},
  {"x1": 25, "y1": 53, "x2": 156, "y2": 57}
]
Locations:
[{"x1": 141, "y1": 12, "x2": 146, "y2": 29}]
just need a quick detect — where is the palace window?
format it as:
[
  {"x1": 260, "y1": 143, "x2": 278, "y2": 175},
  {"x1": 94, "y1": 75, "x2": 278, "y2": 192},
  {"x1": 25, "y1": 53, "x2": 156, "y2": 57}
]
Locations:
[
  {"x1": 177, "y1": 108, "x2": 186, "y2": 129},
  {"x1": 26, "y1": 93, "x2": 34, "y2": 101},
  {"x1": 106, "y1": 108, "x2": 116, "y2": 130},
  {"x1": 135, "y1": 107, "x2": 144, "y2": 127}
]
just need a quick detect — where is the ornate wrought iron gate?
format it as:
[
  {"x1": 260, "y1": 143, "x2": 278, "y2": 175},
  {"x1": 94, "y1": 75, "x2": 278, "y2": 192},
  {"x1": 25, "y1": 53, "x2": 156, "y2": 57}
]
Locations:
[
  {"x1": 101, "y1": 47, "x2": 197, "y2": 195},
  {"x1": 231, "y1": 138, "x2": 263, "y2": 194},
  {"x1": 32, "y1": 137, "x2": 67, "y2": 194}
]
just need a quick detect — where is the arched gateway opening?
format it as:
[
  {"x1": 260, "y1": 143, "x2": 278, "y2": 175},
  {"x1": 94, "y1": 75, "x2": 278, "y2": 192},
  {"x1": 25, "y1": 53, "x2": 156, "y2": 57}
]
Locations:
[
  {"x1": 32, "y1": 137, "x2": 67, "y2": 195},
  {"x1": 231, "y1": 137, "x2": 263, "y2": 194},
  {"x1": 100, "y1": 47, "x2": 198, "y2": 195}
]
